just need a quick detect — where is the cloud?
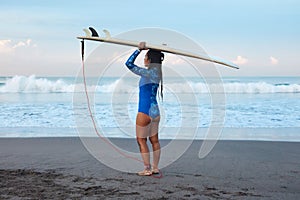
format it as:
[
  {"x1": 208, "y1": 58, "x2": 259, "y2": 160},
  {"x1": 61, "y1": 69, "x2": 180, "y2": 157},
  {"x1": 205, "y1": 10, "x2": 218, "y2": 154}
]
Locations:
[
  {"x1": 270, "y1": 56, "x2": 279, "y2": 65},
  {"x1": 0, "y1": 39, "x2": 36, "y2": 54},
  {"x1": 0, "y1": 40, "x2": 13, "y2": 53},
  {"x1": 164, "y1": 54, "x2": 185, "y2": 65},
  {"x1": 232, "y1": 56, "x2": 248, "y2": 65},
  {"x1": 13, "y1": 39, "x2": 32, "y2": 48}
]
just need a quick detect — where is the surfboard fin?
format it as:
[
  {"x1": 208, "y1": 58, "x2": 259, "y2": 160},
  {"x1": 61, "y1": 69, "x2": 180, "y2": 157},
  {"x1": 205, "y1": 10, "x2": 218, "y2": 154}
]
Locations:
[
  {"x1": 89, "y1": 27, "x2": 99, "y2": 37},
  {"x1": 103, "y1": 29, "x2": 111, "y2": 38},
  {"x1": 83, "y1": 28, "x2": 92, "y2": 37}
]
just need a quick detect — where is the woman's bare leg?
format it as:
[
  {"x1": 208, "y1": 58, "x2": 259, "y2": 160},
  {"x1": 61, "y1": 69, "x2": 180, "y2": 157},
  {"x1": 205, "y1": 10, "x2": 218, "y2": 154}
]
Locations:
[
  {"x1": 136, "y1": 112, "x2": 151, "y2": 168},
  {"x1": 149, "y1": 116, "x2": 160, "y2": 170}
]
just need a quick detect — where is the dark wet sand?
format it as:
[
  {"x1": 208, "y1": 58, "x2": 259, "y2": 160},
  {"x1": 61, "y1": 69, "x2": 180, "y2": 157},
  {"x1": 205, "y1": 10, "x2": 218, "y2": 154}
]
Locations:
[{"x1": 0, "y1": 138, "x2": 299, "y2": 199}]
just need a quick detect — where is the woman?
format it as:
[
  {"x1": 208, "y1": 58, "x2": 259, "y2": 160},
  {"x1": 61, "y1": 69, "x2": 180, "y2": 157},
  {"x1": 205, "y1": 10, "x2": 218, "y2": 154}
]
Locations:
[{"x1": 125, "y1": 42, "x2": 164, "y2": 176}]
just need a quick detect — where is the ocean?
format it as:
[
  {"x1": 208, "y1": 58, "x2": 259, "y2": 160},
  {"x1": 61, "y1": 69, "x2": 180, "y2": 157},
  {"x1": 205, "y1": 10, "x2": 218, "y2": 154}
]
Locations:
[{"x1": 1, "y1": 75, "x2": 299, "y2": 141}]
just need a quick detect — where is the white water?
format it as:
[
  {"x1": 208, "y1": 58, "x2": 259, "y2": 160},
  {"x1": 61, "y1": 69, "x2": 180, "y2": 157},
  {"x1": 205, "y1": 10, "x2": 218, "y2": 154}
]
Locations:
[
  {"x1": 1, "y1": 75, "x2": 299, "y2": 94},
  {"x1": 0, "y1": 75, "x2": 299, "y2": 140}
]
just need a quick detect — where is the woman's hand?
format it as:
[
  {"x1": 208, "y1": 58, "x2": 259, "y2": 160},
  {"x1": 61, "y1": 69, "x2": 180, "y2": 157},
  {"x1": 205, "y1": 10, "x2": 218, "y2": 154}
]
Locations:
[{"x1": 138, "y1": 42, "x2": 148, "y2": 50}]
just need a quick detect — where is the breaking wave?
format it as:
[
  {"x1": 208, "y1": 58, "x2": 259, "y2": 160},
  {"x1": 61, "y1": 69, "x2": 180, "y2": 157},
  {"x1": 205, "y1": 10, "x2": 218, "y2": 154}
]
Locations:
[{"x1": 0, "y1": 75, "x2": 299, "y2": 94}]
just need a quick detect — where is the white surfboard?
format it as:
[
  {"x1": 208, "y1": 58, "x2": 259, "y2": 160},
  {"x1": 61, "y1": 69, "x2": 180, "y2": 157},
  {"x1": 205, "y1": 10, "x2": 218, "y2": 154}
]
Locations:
[{"x1": 77, "y1": 27, "x2": 239, "y2": 69}]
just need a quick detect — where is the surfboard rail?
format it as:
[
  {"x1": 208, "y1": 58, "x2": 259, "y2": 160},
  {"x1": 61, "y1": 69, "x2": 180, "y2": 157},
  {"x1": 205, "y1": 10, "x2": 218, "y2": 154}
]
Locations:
[{"x1": 77, "y1": 28, "x2": 239, "y2": 69}]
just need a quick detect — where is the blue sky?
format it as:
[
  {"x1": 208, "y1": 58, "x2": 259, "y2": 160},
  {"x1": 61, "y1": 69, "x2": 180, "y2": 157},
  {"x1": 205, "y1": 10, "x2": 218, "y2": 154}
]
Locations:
[{"x1": 0, "y1": 0, "x2": 299, "y2": 76}]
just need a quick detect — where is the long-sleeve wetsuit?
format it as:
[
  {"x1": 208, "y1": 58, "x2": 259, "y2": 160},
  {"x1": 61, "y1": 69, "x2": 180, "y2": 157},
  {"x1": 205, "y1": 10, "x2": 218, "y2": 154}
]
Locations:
[{"x1": 125, "y1": 49, "x2": 160, "y2": 118}]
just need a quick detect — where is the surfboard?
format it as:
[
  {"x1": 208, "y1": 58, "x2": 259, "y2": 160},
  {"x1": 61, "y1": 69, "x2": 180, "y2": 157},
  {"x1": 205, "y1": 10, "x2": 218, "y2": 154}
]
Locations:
[{"x1": 77, "y1": 27, "x2": 239, "y2": 69}]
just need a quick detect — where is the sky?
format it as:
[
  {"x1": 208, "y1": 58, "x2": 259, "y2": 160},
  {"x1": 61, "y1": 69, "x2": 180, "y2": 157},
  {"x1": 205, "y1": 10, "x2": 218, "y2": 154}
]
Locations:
[{"x1": 0, "y1": 0, "x2": 299, "y2": 77}]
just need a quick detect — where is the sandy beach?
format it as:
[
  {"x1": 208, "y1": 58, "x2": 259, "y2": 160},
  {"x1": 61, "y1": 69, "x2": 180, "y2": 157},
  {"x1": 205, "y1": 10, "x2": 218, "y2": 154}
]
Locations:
[{"x1": 0, "y1": 137, "x2": 299, "y2": 199}]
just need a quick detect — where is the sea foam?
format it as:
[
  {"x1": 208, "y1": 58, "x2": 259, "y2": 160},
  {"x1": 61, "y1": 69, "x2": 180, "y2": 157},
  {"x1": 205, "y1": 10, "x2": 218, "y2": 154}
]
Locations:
[{"x1": 0, "y1": 75, "x2": 299, "y2": 94}]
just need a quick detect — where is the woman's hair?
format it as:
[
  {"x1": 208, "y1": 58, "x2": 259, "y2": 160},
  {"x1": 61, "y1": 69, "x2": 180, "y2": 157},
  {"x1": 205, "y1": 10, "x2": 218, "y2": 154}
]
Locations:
[
  {"x1": 146, "y1": 49, "x2": 164, "y2": 100},
  {"x1": 147, "y1": 49, "x2": 164, "y2": 64}
]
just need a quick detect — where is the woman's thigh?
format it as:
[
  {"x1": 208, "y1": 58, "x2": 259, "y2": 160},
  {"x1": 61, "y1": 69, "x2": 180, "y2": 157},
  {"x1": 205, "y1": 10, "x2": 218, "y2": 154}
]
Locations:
[{"x1": 150, "y1": 116, "x2": 160, "y2": 137}]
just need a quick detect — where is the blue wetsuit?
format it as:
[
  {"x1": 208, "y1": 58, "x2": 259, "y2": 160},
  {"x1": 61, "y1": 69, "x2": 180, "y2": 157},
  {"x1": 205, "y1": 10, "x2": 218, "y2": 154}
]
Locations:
[{"x1": 125, "y1": 49, "x2": 160, "y2": 118}]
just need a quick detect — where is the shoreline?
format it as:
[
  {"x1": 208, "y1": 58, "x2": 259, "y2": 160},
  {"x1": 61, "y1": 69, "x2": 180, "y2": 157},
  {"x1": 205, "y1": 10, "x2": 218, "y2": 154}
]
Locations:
[
  {"x1": 1, "y1": 136, "x2": 300, "y2": 143},
  {"x1": 1, "y1": 127, "x2": 300, "y2": 142},
  {"x1": 1, "y1": 138, "x2": 299, "y2": 199}
]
